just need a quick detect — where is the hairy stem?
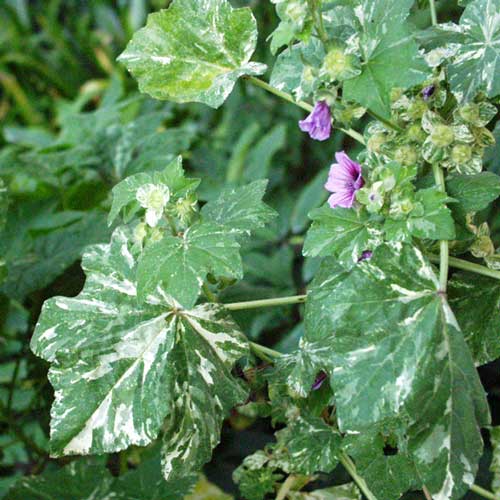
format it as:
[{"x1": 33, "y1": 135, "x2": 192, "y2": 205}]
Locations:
[
  {"x1": 470, "y1": 484, "x2": 500, "y2": 500},
  {"x1": 429, "y1": 0, "x2": 438, "y2": 26},
  {"x1": 225, "y1": 294, "x2": 307, "y2": 311},
  {"x1": 244, "y1": 76, "x2": 366, "y2": 145},
  {"x1": 339, "y1": 452, "x2": 378, "y2": 500},
  {"x1": 432, "y1": 163, "x2": 449, "y2": 292},
  {"x1": 429, "y1": 254, "x2": 500, "y2": 281}
]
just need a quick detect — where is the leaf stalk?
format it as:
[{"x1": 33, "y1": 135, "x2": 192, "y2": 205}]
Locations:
[{"x1": 225, "y1": 294, "x2": 307, "y2": 311}]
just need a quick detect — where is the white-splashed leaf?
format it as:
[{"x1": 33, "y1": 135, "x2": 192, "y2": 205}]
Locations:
[
  {"x1": 305, "y1": 243, "x2": 490, "y2": 500},
  {"x1": 449, "y1": 272, "x2": 500, "y2": 365},
  {"x1": 108, "y1": 156, "x2": 199, "y2": 225},
  {"x1": 303, "y1": 205, "x2": 383, "y2": 266},
  {"x1": 270, "y1": 38, "x2": 325, "y2": 101},
  {"x1": 31, "y1": 227, "x2": 249, "y2": 467},
  {"x1": 342, "y1": 0, "x2": 429, "y2": 118},
  {"x1": 201, "y1": 180, "x2": 277, "y2": 238},
  {"x1": 440, "y1": 0, "x2": 500, "y2": 102},
  {"x1": 272, "y1": 414, "x2": 341, "y2": 475},
  {"x1": 160, "y1": 304, "x2": 249, "y2": 483},
  {"x1": 118, "y1": 0, "x2": 266, "y2": 108},
  {"x1": 137, "y1": 220, "x2": 243, "y2": 308}
]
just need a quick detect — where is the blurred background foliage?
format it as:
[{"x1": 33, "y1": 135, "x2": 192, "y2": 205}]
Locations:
[{"x1": 0, "y1": 1, "x2": 498, "y2": 499}]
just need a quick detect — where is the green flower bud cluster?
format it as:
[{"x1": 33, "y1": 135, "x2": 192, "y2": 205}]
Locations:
[
  {"x1": 365, "y1": 81, "x2": 497, "y2": 176},
  {"x1": 356, "y1": 160, "x2": 419, "y2": 222}
]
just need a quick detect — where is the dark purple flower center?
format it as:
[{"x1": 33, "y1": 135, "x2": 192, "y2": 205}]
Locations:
[
  {"x1": 358, "y1": 250, "x2": 373, "y2": 262},
  {"x1": 422, "y1": 85, "x2": 436, "y2": 101},
  {"x1": 312, "y1": 371, "x2": 328, "y2": 391}
]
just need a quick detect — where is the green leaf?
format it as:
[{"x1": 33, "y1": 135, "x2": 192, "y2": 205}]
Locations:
[
  {"x1": 448, "y1": 272, "x2": 500, "y2": 365},
  {"x1": 491, "y1": 427, "x2": 500, "y2": 495},
  {"x1": 233, "y1": 452, "x2": 282, "y2": 500},
  {"x1": 201, "y1": 180, "x2": 277, "y2": 237},
  {"x1": 303, "y1": 205, "x2": 383, "y2": 266},
  {"x1": 273, "y1": 414, "x2": 341, "y2": 475},
  {"x1": 305, "y1": 244, "x2": 490, "y2": 499},
  {"x1": 446, "y1": 172, "x2": 500, "y2": 214},
  {"x1": 137, "y1": 221, "x2": 242, "y2": 307},
  {"x1": 270, "y1": 38, "x2": 324, "y2": 101},
  {"x1": 343, "y1": 0, "x2": 429, "y2": 118},
  {"x1": 0, "y1": 179, "x2": 7, "y2": 231},
  {"x1": 118, "y1": 0, "x2": 267, "y2": 108},
  {"x1": 31, "y1": 227, "x2": 249, "y2": 474},
  {"x1": 108, "y1": 156, "x2": 200, "y2": 225},
  {"x1": 409, "y1": 188, "x2": 456, "y2": 240},
  {"x1": 288, "y1": 483, "x2": 361, "y2": 500},
  {"x1": 185, "y1": 476, "x2": 234, "y2": 500},
  {"x1": 0, "y1": 208, "x2": 111, "y2": 301},
  {"x1": 4, "y1": 458, "x2": 115, "y2": 500},
  {"x1": 344, "y1": 430, "x2": 419, "y2": 500},
  {"x1": 445, "y1": 0, "x2": 500, "y2": 101}
]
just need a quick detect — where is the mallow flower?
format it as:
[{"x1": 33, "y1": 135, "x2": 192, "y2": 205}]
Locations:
[
  {"x1": 136, "y1": 183, "x2": 170, "y2": 227},
  {"x1": 299, "y1": 101, "x2": 332, "y2": 141},
  {"x1": 325, "y1": 151, "x2": 364, "y2": 208}
]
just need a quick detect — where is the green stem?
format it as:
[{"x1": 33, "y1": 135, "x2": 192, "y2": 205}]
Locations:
[
  {"x1": 339, "y1": 452, "x2": 378, "y2": 500},
  {"x1": 423, "y1": 486, "x2": 433, "y2": 500},
  {"x1": 202, "y1": 283, "x2": 219, "y2": 303},
  {"x1": 277, "y1": 474, "x2": 298, "y2": 500},
  {"x1": 432, "y1": 163, "x2": 449, "y2": 292},
  {"x1": 249, "y1": 342, "x2": 282, "y2": 363},
  {"x1": 309, "y1": 0, "x2": 329, "y2": 48},
  {"x1": 470, "y1": 484, "x2": 499, "y2": 500},
  {"x1": 225, "y1": 294, "x2": 307, "y2": 311},
  {"x1": 429, "y1": 0, "x2": 438, "y2": 26},
  {"x1": 367, "y1": 109, "x2": 403, "y2": 133},
  {"x1": 244, "y1": 76, "x2": 366, "y2": 145},
  {"x1": 428, "y1": 254, "x2": 500, "y2": 281}
]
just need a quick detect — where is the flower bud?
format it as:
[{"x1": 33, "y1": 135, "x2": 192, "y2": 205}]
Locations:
[
  {"x1": 133, "y1": 222, "x2": 148, "y2": 247},
  {"x1": 430, "y1": 124, "x2": 454, "y2": 147},
  {"x1": 458, "y1": 103, "x2": 480, "y2": 124},
  {"x1": 407, "y1": 99, "x2": 427, "y2": 120},
  {"x1": 367, "y1": 133, "x2": 387, "y2": 153},
  {"x1": 394, "y1": 145, "x2": 418, "y2": 167},
  {"x1": 407, "y1": 124, "x2": 426, "y2": 143},
  {"x1": 284, "y1": 1, "x2": 308, "y2": 24},
  {"x1": 322, "y1": 47, "x2": 358, "y2": 81},
  {"x1": 451, "y1": 144, "x2": 472, "y2": 165}
]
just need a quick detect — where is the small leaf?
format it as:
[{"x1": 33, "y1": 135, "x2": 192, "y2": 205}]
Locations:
[
  {"x1": 303, "y1": 205, "x2": 383, "y2": 266},
  {"x1": 449, "y1": 272, "x2": 500, "y2": 365},
  {"x1": 108, "y1": 156, "x2": 199, "y2": 225},
  {"x1": 137, "y1": 221, "x2": 242, "y2": 307},
  {"x1": 201, "y1": 180, "x2": 277, "y2": 237},
  {"x1": 118, "y1": 0, "x2": 267, "y2": 108},
  {"x1": 273, "y1": 414, "x2": 341, "y2": 475},
  {"x1": 409, "y1": 188, "x2": 456, "y2": 240},
  {"x1": 446, "y1": 172, "x2": 500, "y2": 214},
  {"x1": 342, "y1": 0, "x2": 429, "y2": 118}
]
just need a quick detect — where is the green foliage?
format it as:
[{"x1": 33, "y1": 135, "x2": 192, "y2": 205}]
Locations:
[{"x1": 118, "y1": 0, "x2": 266, "y2": 108}]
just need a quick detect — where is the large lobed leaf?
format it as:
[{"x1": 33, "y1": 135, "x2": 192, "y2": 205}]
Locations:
[
  {"x1": 304, "y1": 243, "x2": 490, "y2": 500},
  {"x1": 118, "y1": 0, "x2": 266, "y2": 108},
  {"x1": 31, "y1": 227, "x2": 249, "y2": 482}
]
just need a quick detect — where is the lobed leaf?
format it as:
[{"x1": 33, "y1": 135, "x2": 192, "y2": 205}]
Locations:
[
  {"x1": 305, "y1": 243, "x2": 490, "y2": 499},
  {"x1": 118, "y1": 0, "x2": 267, "y2": 108},
  {"x1": 31, "y1": 227, "x2": 249, "y2": 483}
]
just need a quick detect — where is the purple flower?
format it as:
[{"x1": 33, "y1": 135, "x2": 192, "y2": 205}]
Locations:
[
  {"x1": 358, "y1": 250, "x2": 373, "y2": 262},
  {"x1": 312, "y1": 371, "x2": 327, "y2": 391},
  {"x1": 325, "y1": 151, "x2": 364, "y2": 209},
  {"x1": 422, "y1": 85, "x2": 436, "y2": 101},
  {"x1": 299, "y1": 101, "x2": 332, "y2": 141}
]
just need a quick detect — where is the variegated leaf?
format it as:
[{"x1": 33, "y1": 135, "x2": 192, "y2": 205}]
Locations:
[
  {"x1": 118, "y1": 0, "x2": 266, "y2": 108},
  {"x1": 305, "y1": 244, "x2": 490, "y2": 500},
  {"x1": 31, "y1": 227, "x2": 249, "y2": 475}
]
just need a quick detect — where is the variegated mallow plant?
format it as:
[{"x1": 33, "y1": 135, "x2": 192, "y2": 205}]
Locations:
[{"x1": 30, "y1": 0, "x2": 500, "y2": 499}]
